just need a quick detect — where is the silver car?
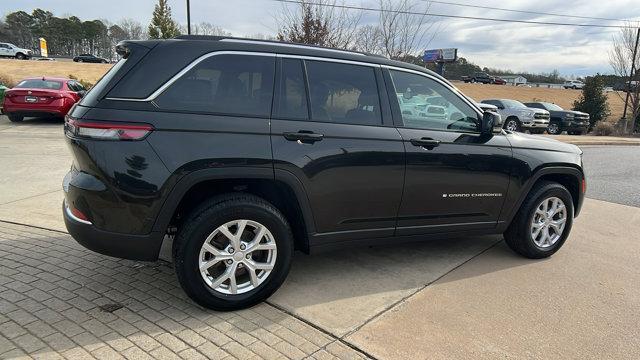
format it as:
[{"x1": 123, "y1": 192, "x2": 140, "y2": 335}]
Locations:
[{"x1": 480, "y1": 99, "x2": 549, "y2": 133}]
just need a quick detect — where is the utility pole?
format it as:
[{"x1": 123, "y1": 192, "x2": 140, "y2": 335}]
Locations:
[
  {"x1": 186, "y1": 0, "x2": 192, "y2": 35},
  {"x1": 622, "y1": 27, "x2": 639, "y2": 134}
]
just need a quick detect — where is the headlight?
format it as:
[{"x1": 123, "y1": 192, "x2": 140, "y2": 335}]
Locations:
[{"x1": 566, "y1": 113, "x2": 574, "y2": 118}]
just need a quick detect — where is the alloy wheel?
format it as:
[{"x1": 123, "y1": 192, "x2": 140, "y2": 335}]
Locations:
[
  {"x1": 198, "y1": 219, "x2": 277, "y2": 295},
  {"x1": 547, "y1": 123, "x2": 560, "y2": 134},
  {"x1": 530, "y1": 197, "x2": 567, "y2": 248},
  {"x1": 506, "y1": 120, "x2": 519, "y2": 131}
]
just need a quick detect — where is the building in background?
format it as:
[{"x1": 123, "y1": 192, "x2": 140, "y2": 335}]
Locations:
[{"x1": 501, "y1": 75, "x2": 528, "y2": 85}]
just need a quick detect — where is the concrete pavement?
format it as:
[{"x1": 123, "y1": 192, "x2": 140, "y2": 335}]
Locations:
[{"x1": 346, "y1": 199, "x2": 640, "y2": 359}]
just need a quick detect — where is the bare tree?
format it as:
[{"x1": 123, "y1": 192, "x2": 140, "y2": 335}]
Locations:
[
  {"x1": 119, "y1": 18, "x2": 145, "y2": 40},
  {"x1": 193, "y1": 22, "x2": 232, "y2": 36},
  {"x1": 354, "y1": 24, "x2": 383, "y2": 54},
  {"x1": 377, "y1": 0, "x2": 439, "y2": 61},
  {"x1": 609, "y1": 23, "x2": 640, "y2": 133},
  {"x1": 275, "y1": 0, "x2": 361, "y2": 49}
]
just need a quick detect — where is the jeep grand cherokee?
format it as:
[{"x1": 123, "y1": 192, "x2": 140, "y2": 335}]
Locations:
[{"x1": 63, "y1": 36, "x2": 585, "y2": 310}]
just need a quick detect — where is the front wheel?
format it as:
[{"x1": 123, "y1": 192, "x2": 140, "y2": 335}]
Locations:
[
  {"x1": 504, "y1": 181, "x2": 574, "y2": 259},
  {"x1": 504, "y1": 118, "x2": 521, "y2": 132},
  {"x1": 174, "y1": 194, "x2": 293, "y2": 311},
  {"x1": 546, "y1": 122, "x2": 561, "y2": 135},
  {"x1": 15, "y1": 53, "x2": 25, "y2": 60}
]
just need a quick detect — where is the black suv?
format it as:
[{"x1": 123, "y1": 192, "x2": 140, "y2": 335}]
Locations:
[
  {"x1": 63, "y1": 37, "x2": 585, "y2": 310},
  {"x1": 523, "y1": 102, "x2": 590, "y2": 135}
]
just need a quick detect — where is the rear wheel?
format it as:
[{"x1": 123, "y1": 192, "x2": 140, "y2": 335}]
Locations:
[
  {"x1": 15, "y1": 53, "x2": 25, "y2": 60},
  {"x1": 7, "y1": 114, "x2": 24, "y2": 122},
  {"x1": 174, "y1": 194, "x2": 294, "y2": 311},
  {"x1": 504, "y1": 181, "x2": 573, "y2": 259}
]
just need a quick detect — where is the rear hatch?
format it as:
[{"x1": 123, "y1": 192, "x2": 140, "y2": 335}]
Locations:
[{"x1": 5, "y1": 88, "x2": 63, "y2": 104}]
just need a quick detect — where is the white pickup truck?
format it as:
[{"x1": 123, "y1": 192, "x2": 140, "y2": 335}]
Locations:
[{"x1": 0, "y1": 42, "x2": 32, "y2": 60}]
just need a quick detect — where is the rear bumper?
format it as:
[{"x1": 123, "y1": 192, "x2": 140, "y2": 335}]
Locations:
[
  {"x1": 3, "y1": 105, "x2": 70, "y2": 117},
  {"x1": 63, "y1": 200, "x2": 164, "y2": 261}
]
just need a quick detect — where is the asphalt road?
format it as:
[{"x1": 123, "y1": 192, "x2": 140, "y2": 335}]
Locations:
[{"x1": 582, "y1": 146, "x2": 640, "y2": 208}]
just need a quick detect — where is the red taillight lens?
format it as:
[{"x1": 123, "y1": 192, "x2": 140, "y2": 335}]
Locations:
[
  {"x1": 65, "y1": 118, "x2": 153, "y2": 141},
  {"x1": 582, "y1": 178, "x2": 587, "y2": 194},
  {"x1": 70, "y1": 206, "x2": 89, "y2": 221}
]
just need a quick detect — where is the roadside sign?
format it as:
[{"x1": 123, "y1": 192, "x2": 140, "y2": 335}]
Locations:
[{"x1": 39, "y1": 38, "x2": 48, "y2": 57}]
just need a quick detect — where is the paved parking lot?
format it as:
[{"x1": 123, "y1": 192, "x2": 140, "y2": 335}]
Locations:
[{"x1": 1, "y1": 115, "x2": 639, "y2": 359}]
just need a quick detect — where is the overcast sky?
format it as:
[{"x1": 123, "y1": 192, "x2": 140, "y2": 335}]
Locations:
[{"x1": 2, "y1": 0, "x2": 640, "y2": 76}]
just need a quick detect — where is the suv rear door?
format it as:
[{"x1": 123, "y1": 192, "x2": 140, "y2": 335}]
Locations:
[
  {"x1": 385, "y1": 68, "x2": 512, "y2": 235},
  {"x1": 271, "y1": 57, "x2": 404, "y2": 244}
]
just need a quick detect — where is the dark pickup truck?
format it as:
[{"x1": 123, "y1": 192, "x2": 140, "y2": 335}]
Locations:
[
  {"x1": 462, "y1": 72, "x2": 493, "y2": 84},
  {"x1": 524, "y1": 102, "x2": 590, "y2": 135}
]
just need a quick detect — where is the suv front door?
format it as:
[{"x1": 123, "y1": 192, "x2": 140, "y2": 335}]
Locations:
[
  {"x1": 385, "y1": 68, "x2": 512, "y2": 235},
  {"x1": 271, "y1": 57, "x2": 404, "y2": 245}
]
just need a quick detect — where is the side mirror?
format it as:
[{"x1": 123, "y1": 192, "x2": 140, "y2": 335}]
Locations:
[
  {"x1": 481, "y1": 111, "x2": 502, "y2": 135},
  {"x1": 77, "y1": 90, "x2": 86, "y2": 98}
]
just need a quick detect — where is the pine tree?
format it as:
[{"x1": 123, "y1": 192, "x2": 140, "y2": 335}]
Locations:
[
  {"x1": 573, "y1": 75, "x2": 610, "y2": 130},
  {"x1": 148, "y1": 0, "x2": 180, "y2": 39}
]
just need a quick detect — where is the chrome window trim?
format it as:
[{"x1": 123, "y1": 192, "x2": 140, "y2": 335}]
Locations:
[
  {"x1": 220, "y1": 38, "x2": 366, "y2": 57},
  {"x1": 105, "y1": 51, "x2": 277, "y2": 102},
  {"x1": 382, "y1": 65, "x2": 483, "y2": 117},
  {"x1": 278, "y1": 54, "x2": 379, "y2": 68}
]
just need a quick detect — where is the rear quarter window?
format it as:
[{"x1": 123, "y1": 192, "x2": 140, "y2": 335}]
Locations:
[{"x1": 154, "y1": 54, "x2": 275, "y2": 117}]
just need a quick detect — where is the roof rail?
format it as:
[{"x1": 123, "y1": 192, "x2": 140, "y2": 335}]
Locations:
[{"x1": 175, "y1": 35, "x2": 386, "y2": 58}]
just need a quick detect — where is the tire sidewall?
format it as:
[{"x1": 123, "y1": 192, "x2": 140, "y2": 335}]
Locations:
[
  {"x1": 175, "y1": 199, "x2": 293, "y2": 310},
  {"x1": 521, "y1": 186, "x2": 574, "y2": 256}
]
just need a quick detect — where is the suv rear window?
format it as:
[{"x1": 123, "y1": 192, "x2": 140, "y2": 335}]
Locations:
[
  {"x1": 305, "y1": 60, "x2": 381, "y2": 125},
  {"x1": 15, "y1": 79, "x2": 62, "y2": 90},
  {"x1": 155, "y1": 54, "x2": 275, "y2": 117}
]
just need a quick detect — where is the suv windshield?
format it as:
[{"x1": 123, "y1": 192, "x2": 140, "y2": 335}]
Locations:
[
  {"x1": 15, "y1": 79, "x2": 62, "y2": 90},
  {"x1": 501, "y1": 99, "x2": 527, "y2": 109}
]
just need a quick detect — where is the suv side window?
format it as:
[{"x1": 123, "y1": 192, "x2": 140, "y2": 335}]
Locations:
[
  {"x1": 278, "y1": 59, "x2": 308, "y2": 120},
  {"x1": 305, "y1": 60, "x2": 381, "y2": 125},
  {"x1": 155, "y1": 54, "x2": 275, "y2": 117},
  {"x1": 389, "y1": 70, "x2": 479, "y2": 132}
]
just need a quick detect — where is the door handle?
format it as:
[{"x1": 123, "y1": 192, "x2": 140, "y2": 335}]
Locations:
[
  {"x1": 410, "y1": 137, "x2": 440, "y2": 150},
  {"x1": 283, "y1": 131, "x2": 324, "y2": 143}
]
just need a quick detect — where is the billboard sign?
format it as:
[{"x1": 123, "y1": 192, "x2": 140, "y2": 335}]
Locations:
[{"x1": 423, "y1": 48, "x2": 457, "y2": 63}]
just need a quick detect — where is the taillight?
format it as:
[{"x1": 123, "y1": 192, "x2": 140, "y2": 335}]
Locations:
[
  {"x1": 65, "y1": 117, "x2": 153, "y2": 141},
  {"x1": 582, "y1": 178, "x2": 587, "y2": 194}
]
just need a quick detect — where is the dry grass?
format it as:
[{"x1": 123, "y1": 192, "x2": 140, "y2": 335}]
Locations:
[
  {"x1": 454, "y1": 82, "x2": 626, "y2": 123},
  {"x1": 0, "y1": 58, "x2": 112, "y2": 84},
  {"x1": 0, "y1": 59, "x2": 625, "y2": 122}
]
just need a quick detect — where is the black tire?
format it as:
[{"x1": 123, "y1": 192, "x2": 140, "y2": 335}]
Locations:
[
  {"x1": 101, "y1": 60, "x2": 107, "y2": 64},
  {"x1": 504, "y1": 181, "x2": 574, "y2": 259},
  {"x1": 7, "y1": 114, "x2": 24, "y2": 122},
  {"x1": 568, "y1": 130, "x2": 584, "y2": 135},
  {"x1": 15, "y1": 53, "x2": 25, "y2": 60},
  {"x1": 174, "y1": 193, "x2": 294, "y2": 311}
]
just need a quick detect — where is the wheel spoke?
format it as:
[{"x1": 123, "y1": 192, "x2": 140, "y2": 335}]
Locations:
[
  {"x1": 200, "y1": 258, "x2": 223, "y2": 271},
  {"x1": 247, "y1": 260, "x2": 274, "y2": 271},
  {"x1": 550, "y1": 219, "x2": 566, "y2": 233},
  {"x1": 247, "y1": 266, "x2": 259, "y2": 286},
  {"x1": 228, "y1": 266, "x2": 238, "y2": 294},
  {"x1": 209, "y1": 265, "x2": 233, "y2": 289},
  {"x1": 202, "y1": 242, "x2": 227, "y2": 257}
]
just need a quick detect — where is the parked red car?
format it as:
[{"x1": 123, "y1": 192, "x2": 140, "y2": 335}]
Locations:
[
  {"x1": 492, "y1": 77, "x2": 507, "y2": 85},
  {"x1": 2, "y1": 77, "x2": 86, "y2": 122}
]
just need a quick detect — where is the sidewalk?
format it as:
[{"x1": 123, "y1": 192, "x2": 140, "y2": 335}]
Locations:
[
  {"x1": 545, "y1": 134, "x2": 640, "y2": 146},
  {"x1": 0, "y1": 222, "x2": 369, "y2": 360}
]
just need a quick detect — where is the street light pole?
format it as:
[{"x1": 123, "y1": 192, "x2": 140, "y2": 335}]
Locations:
[
  {"x1": 622, "y1": 27, "x2": 640, "y2": 134},
  {"x1": 186, "y1": 0, "x2": 191, "y2": 35}
]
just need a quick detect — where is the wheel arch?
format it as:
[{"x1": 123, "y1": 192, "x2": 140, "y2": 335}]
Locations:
[
  {"x1": 501, "y1": 166, "x2": 584, "y2": 230},
  {"x1": 153, "y1": 167, "x2": 315, "y2": 254}
]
